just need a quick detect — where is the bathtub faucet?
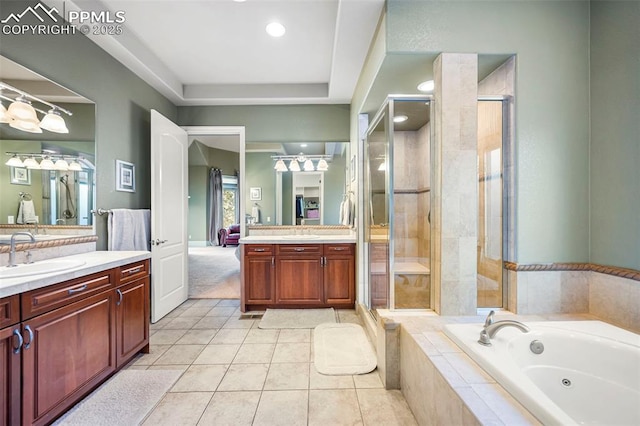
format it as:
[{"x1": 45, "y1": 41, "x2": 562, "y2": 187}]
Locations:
[{"x1": 478, "y1": 310, "x2": 530, "y2": 346}]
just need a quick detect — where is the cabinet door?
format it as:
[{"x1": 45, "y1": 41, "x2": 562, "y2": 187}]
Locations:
[
  {"x1": 115, "y1": 277, "x2": 150, "y2": 368},
  {"x1": 324, "y1": 255, "x2": 355, "y2": 305},
  {"x1": 0, "y1": 326, "x2": 20, "y2": 426},
  {"x1": 245, "y1": 256, "x2": 276, "y2": 304},
  {"x1": 276, "y1": 256, "x2": 323, "y2": 304},
  {"x1": 22, "y1": 291, "x2": 116, "y2": 426}
]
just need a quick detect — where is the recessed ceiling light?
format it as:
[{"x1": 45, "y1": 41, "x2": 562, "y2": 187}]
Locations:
[
  {"x1": 300, "y1": 143, "x2": 307, "y2": 147},
  {"x1": 417, "y1": 80, "x2": 435, "y2": 92},
  {"x1": 233, "y1": 0, "x2": 246, "y2": 2},
  {"x1": 393, "y1": 115, "x2": 408, "y2": 123},
  {"x1": 266, "y1": 22, "x2": 286, "y2": 37}
]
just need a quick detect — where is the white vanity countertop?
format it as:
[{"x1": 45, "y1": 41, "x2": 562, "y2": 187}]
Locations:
[
  {"x1": 240, "y1": 234, "x2": 356, "y2": 244},
  {"x1": 0, "y1": 251, "x2": 151, "y2": 298}
]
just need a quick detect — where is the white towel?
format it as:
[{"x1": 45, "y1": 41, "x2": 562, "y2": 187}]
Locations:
[
  {"x1": 17, "y1": 200, "x2": 37, "y2": 224},
  {"x1": 108, "y1": 209, "x2": 151, "y2": 251},
  {"x1": 341, "y1": 198, "x2": 351, "y2": 226},
  {"x1": 251, "y1": 205, "x2": 260, "y2": 222},
  {"x1": 339, "y1": 200, "x2": 346, "y2": 225}
]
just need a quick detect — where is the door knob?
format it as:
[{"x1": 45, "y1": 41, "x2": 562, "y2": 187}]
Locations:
[{"x1": 151, "y1": 239, "x2": 168, "y2": 245}]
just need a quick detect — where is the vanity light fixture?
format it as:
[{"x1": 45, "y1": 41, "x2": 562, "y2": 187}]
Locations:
[
  {"x1": 274, "y1": 159, "x2": 288, "y2": 172},
  {"x1": 288, "y1": 159, "x2": 301, "y2": 172},
  {"x1": 5, "y1": 154, "x2": 24, "y2": 167},
  {"x1": 54, "y1": 158, "x2": 69, "y2": 170},
  {"x1": 266, "y1": 22, "x2": 286, "y2": 37},
  {"x1": 272, "y1": 153, "x2": 332, "y2": 173},
  {"x1": 316, "y1": 159, "x2": 329, "y2": 171},
  {"x1": 68, "y1": 160, "x2": 83, "y2": 171},
  {"x1": 303, "y1": 159, "x2": 315, "y2": 171},
  {"x1": 393, "y1": 115, "x2": 408, "y2": 123},
  {"x1": 0, "y1": 82, "x2": 72, "y2": 134},
  {"x1": 417, "y1": 80, "x2": 435, "y2": 93},
  {"x1": 4, "y1": 152, "x2": 87, "y2": 171},
  {"x1": 23, "y1": 157, "x2": 40, "y2": 169},
  {"x1": 39, "y1": 156, "x2": 55, "y2": 170}
]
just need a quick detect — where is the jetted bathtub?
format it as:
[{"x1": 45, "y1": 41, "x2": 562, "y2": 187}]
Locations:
[{"x1": 444, "y1": 320, "x2": 640, "y2": 425}]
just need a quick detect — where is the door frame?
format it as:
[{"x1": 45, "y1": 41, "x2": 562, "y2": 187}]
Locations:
[{"x1": 182, "y1": 126, "x2": 246, "y2": 238}]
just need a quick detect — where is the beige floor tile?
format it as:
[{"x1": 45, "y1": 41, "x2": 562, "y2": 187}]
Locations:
[
  {"x1": 223, "y1": 317, "x2": 256, "y2": 329},
  {"x1": 192, "y1": 299, "x2": 221, "y2": 307},
  {"x1": 217, "y1": 299, "x2": 240, "y2": 307},
  {"x1": 254, "y1": 390, "x2": 308, "y2": 426},
  {"x1": 193, "y1": 316, "x2": 229, "y2": 329},
  {"x1": 197, "y1": 391, "x2": 261, "y2": 426},
  {"x1": 309, "y1": 365, "x2": 355, "y2": 389},
  {"x1": 193, "y1": 344, "x2": 240, "y2": 364},
  {"x1": 154, "y1": 344, "x2": 205, "y2": 365},
  {"x1": 264, "y1": 363, "x2": 310, "y2": 390},
  {"x1": 337, "y1": 310, "x2": 363, "y2": 325},
  {"x1": 164, "y1": 307, "x2": 187, "y2": 319},
  {"x1": 309, "y1": 389, "x2": 363, "y2": 426},
  {"x1": 353, "y1": 370, "x2": 384, "y2": 389},
  {"x1": 176, "y1": 329, "x2": 218, "y2": 345},
  {"x1": 150, "y1": 329, "x2": 188, "y2": 345},
  {"x1": 146, "y1": 365, "x2": 190, "y2": 372},
  {"x1": 244, "y1": 328, "x2": 280, "y2": 344},
  {"x1": 233, "y1": 343, "x2": 276, "y2": 364},
  {"x1": 142, "y1": 392, "x2": 212, "y2": 426},
  {"x1": 125, "y1": 365, "x2": 148, "y2": 370},
  {"x1": 207, "y1": 306, "x2": 237, "y2": 316},
  {"x1": 272, "y1": 342, "x2": 310, "y2": 363},
  {"x1": 180, "y1": 307, "x2": 213, "y2": 317},
  {"x1": 162, "y1": 316, "x2": 201, "y2": 330},
  {"x1": 210, "y1": 328, "x2": 250, "y2": 344},
  {"x1": 170, "y1": 364, "x2": 229, "y2": 392},
  {"x1": 356, "y1": 389, "x2": 418, "y2": 425},
  {"x1": 277, "y1": 329, "x2": 311, "y2": 343},
  {"x1": 217, "y1": 363, "x2": 269, "y2": 391},
  {"x1": 132, "y1": 344, "x2": 171, "y2": 366}
]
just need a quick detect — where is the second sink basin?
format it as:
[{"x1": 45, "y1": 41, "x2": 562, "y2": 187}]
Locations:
[
  {"x1": 0, "y1": 258, "x2": 87, "y2": 279},
  {"x1": 281, "y1": 234, "x2": 320, "y2": 240}
]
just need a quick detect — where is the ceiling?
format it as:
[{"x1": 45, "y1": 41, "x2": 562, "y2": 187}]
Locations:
[{"x1": 48, "y1": 0, "x2": 385, "y2": 106}]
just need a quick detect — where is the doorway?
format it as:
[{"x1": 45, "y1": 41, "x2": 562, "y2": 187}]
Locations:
[{"x1": 183, "y1": 126, "x2": 246, "y2": 300}]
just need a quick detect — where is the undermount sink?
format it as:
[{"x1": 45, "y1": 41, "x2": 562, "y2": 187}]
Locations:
[
  {"x1": 0, "y1": 258, "x2": 87, "y2": 279},
  {"x1": 281, "y1": 234, "x2": 321, "y2": 240}
]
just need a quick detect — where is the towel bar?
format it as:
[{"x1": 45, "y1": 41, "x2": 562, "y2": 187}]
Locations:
[{"x1": 90, "y1": 208, "x2": 112, "y2": 216}]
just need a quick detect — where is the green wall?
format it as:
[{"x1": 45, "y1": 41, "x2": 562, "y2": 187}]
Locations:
[
  {"x1": 207, "y1": 147, "x2": 240, "y2": 176},
  {"x1": 1, "y1": 1, "x2": 177, "y2": 249},
  {"x1": 188, "y1": 166, "x2": 208, "y2": 244},
  {"x1": 245, "y1": 153, "x2": 276, "y2": 224},
  {"x1": 382, "y1": 0, "x2": 591, "y2": 264},
  {"x1": 590, "y1": 1, "x2": 640, "y2": 270},
  {"x1": 178, "y1": 105, "x2": 350, "y2": 143}
]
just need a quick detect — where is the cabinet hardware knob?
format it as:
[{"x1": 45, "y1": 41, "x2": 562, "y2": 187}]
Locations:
[
  {"x1": 68, "y1": 284, "x2": 88, "y2": 295},
  {"x1": 116, "y1": 289, "x2": 123, "y2": 306},
  {"x1": 294, "y1": 248, "x2": 305, "y2": 252},
  {"x1": 24, "y1": 325, "x2": 33, "y2": 350},
  {"x1": 12, "y1": 329, "x2": 23, "y2": 354},
  {"x1": 333, "y1": 247, "x2": 346, "y2": 251},
  {"x1": 271, "y1": 256, "x2": 275, "y2": 266},
  {"x1": 127, "y1": 267, "x2": 142, "y2": 274},
  {"x1": 254, "y1": 248, "x2": 265, "y2": 252}
]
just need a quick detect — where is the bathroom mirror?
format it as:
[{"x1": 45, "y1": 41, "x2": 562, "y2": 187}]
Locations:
[
  {"x1": 245, "y1": 141, "x2": 349, "y2": 226},
  {"x1": 0, "y1": 56, "x2": 96, "y2": 228}
]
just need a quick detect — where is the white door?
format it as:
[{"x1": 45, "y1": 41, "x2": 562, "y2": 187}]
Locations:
[{"x1": 150, "y1": 110, "x2": 188, "y2": 323}]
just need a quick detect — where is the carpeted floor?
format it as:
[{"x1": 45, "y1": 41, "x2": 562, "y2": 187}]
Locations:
[{"x1": 188, "y1": 245, "x2": 241, "y2": 299}]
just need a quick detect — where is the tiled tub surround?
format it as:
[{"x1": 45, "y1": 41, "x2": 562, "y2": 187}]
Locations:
[
  {"x1": 506, "y1": 263, "x2": 640, "y2": 333},
  {"x1": 379, "y1": 311, "x2": 607, "y2": 425}
]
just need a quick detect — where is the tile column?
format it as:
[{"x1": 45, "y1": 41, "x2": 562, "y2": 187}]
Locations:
[{"x1": 432, "y1": 53, "x2": 478, "y2": 315}]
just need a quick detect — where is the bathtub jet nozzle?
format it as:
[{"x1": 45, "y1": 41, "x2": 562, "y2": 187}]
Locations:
[{"x1": 478, "y1": 311, "x2": 530, "y2": 346}]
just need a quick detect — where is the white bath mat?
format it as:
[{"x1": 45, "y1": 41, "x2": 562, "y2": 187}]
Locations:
[
  {"x1": 53, "y1": 369, "x2": 182, "y2": 425},
  {"x1": 313, "y1": 323, "x2": 377, "y2": 375},
  {"x1": 258, "y1": 308, "x2": 336, "y2": 329}
]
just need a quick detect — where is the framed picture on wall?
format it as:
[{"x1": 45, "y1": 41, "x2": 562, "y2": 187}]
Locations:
[
  {"x1": 249, "y1": 187, "x2": 262, "y2": 201},
  {"x1": 10, "y1": 166, "x2": 31, "y2": 185},
  {"x1": 116, "y1": 160, "x2": 135, "y2": 192}
]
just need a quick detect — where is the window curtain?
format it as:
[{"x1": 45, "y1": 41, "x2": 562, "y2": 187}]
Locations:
[
  {"x1": 209, "y1": 168, "x2": 223, "y2": 246},
  {"x1": 234, "y1": 169, "x2": 240, "y2": 224}
]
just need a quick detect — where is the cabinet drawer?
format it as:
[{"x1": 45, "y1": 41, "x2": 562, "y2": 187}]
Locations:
[
  {"x1": 324, "y1": 244, "x2": 354, "y2": 255},
  {"x1": 245, "y1": 245, "x2": 274, "y2": 255},
  {"x1": 22, "y1": 270, "x2": 115, "y2": 320},
  {"x1": 0, "y1": 294, "x2": 20, "y2": 328},
  {"x1": 276, "y1": 244, "x2": 322, "y2": 255},
  {"x1": 118, "y1": 260, "x2": 149, "y2": 284}
]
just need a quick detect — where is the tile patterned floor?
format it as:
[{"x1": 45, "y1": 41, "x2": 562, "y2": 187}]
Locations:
[{"x1": 128, "y1": 299, "x2": 418, "y2": 425}]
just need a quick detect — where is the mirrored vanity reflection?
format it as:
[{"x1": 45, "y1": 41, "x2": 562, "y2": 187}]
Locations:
[{"x1": 0, "y1": 56, "x2": 96, "y2": 233}]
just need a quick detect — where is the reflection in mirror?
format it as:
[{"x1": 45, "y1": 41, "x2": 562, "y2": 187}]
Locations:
[
  {"x1": 245, "y1": 142, "x2": 349, "y2": 226},
  {"x1": 0, "y1": 56, "x2": 95, "y2": 228}
]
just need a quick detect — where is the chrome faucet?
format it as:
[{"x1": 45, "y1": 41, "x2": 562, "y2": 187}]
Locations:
[
  {"x1": 25, "y1": 219, "x2": 39, "y2": 235},
  {"x1": 478, "y1": 310, "x2": 530, "y2": 346},
  {"x1": 6, "y1": 232, "x2": 36, "y2": 268}
]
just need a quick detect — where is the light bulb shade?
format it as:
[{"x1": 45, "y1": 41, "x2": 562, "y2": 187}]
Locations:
[
  {"x1": 274, "y1": 159, "x2": 287, "y2": 172},
  {"x1": 288, "y1": 159, "x2": 300, "y2": 171},
  {"x1": 39, "y1": 157, "x2": 55, "y2": 170},
  {"x1": 303, "y1": 159, "x2": 314, "y2": 171},
  {"x1": 68, "y1": 160, "x2": 82, "y2": 171},
  {"x1": 0, "y1": 103, "x2": 11, "y2": 123},
  {"x1": 5, "y1": 155, "x2": 24, "y2": 167},
  {"x1": 39, "y1": 110, "x2": 69, "y2": 133},
  {"x1": 23, "y1": 157, "x2": 40, "y2": 169},
  {"x1": 54, "y1": 158, "x2": 69, "y2": 170},
  {"x1": 7, "y1": 99, "x2": 38, "y2": 122},
  {"x1": 9, "y1": 118, "x2": 42, "y2": 133},
  {"x1": 317, "y1": 159, "x2": 329, "y2": 171}
]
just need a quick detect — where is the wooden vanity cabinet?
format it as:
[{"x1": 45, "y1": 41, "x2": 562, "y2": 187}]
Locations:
[
  {"x1": 0, "y1": 295, "x2": 20, "y2": 426},
  {"x1": 242, "y1": 243, "x2": 355, "y2": 311}
]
